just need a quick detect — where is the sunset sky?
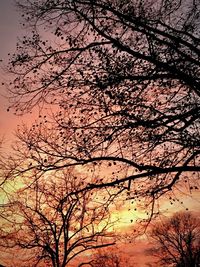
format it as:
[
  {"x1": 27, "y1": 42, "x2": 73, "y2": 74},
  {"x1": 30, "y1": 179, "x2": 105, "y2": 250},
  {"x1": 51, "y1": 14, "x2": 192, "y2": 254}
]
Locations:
[{"x1": 0, "y1": 1, "x2": 199, "y2": 266}]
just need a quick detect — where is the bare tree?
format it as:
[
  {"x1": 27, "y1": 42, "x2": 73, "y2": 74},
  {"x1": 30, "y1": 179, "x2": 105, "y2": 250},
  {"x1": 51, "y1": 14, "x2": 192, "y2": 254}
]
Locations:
[
  {"x1": 0, "y1": 138, "x2": 7, "y2": 188},
  {"x1": 148, "y1": 212, "x2": 200, "y2": 267},
  {"x1": 5, "y1": 0, "x2": 200, "y2": 214},
  {"x1": 0, "y1": 169, "x2": 116, "y2": 267}
]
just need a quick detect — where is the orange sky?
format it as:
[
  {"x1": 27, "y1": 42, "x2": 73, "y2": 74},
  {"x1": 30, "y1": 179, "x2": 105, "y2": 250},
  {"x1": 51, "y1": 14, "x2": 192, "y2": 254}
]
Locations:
[{"x1": 0, "y1": 1, "x2": 199, "y2": 267}]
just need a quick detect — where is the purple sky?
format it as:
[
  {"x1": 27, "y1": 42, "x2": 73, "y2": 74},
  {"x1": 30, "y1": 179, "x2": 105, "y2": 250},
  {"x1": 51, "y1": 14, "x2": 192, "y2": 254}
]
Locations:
[
  {"x1": 0, "y1": 0, "x2": 32, "y2": 149},
  {"x1": 0, "y1": 1, "x2": 20, "y2": 60}
]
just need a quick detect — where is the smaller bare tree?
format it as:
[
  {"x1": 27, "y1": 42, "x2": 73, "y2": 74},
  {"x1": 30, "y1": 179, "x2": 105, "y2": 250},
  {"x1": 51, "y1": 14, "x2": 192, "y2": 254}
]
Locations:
[
  {"x1": 91, "y1": 250, "x2": 121, "y2": 267},
  {"x1": 149, "y1": 212, "x2": 200, "y2": 267},
  {"x1": 78, "y1": 247, "x2": 135, "y2": 267}
]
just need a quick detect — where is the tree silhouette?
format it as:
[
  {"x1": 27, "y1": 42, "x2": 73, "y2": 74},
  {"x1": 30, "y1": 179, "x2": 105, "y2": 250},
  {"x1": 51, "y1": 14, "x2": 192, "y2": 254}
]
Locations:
[
  {"x1": 5, "y1": 0, "x2": 200, "y2": 210},
  {"x1": 0, "y1": 169, "x2": 116, "y2": 267},
  {"x1": 149, "y1": 212, "x2": 200, "y2": 267}
]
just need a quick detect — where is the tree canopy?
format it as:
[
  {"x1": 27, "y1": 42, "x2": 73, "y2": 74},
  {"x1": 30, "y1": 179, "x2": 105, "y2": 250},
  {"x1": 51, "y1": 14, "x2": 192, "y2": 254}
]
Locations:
[{"x1": 4, "y1": 0, "x2": 200, "y2": 214}]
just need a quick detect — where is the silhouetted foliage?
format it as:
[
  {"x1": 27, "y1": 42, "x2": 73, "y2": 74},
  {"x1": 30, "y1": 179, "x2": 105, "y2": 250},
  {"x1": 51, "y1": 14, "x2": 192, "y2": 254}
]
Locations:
[
  {"x1": 149, "y1": 212, "x2": 200, "y2": 267},
  {"x1": 5, "y1": 0, "x2": 200, "y2": 214},
  {"x1": 0, "y1": 169, "x2": 116, "y2": 267}
]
